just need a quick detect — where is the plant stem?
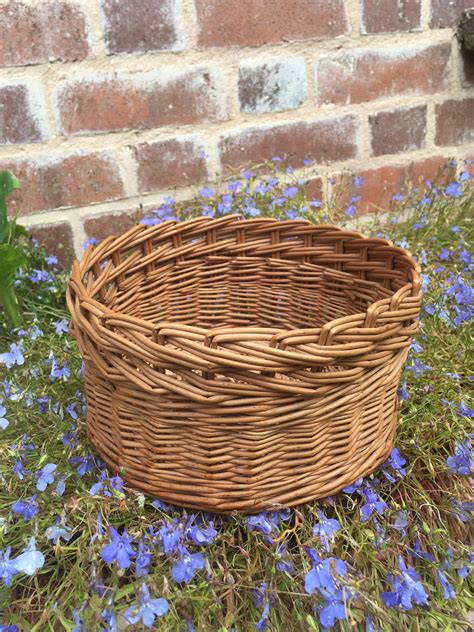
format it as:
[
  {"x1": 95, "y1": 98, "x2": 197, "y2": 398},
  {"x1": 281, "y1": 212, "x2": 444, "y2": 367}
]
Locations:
[{"x1": 0, "y1": 285, "x2": 21, "y2": 328}]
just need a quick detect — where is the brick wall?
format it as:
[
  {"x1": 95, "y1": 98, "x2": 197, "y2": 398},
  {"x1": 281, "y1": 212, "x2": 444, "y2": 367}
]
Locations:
[{"x1": 1, "y1": 0, "x2": 474, "y2": 264}]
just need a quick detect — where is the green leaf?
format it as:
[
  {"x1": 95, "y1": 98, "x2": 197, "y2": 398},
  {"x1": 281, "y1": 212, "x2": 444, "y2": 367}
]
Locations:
[
  {"x1": 0, "y1": 243, "x2": 26, "y2": 290},
  {"x1": 0, "y1": 170, "x2": 20, "y2": 244}
]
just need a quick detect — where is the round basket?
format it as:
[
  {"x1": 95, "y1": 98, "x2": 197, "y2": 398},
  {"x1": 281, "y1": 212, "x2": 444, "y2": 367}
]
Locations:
[{"x1": 67, "y1": 215, "x2": 421, "y2": 513}]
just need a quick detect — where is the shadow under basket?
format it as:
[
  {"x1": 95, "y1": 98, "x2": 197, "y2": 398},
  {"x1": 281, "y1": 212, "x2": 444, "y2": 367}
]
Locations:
[{"x1": 67, "y1": 215, "x2": 422, "y2": 513}]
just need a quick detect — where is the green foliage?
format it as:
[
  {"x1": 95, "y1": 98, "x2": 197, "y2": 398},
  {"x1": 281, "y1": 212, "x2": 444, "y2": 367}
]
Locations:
[{"x1": 0, "y1": 170, "x2": 28, "y2": 327}]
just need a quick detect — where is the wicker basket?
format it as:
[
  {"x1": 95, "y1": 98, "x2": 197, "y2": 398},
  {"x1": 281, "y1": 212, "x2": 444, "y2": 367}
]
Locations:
[{"x1": 67, "y1": 215, "x2": 421, "y2": 513}]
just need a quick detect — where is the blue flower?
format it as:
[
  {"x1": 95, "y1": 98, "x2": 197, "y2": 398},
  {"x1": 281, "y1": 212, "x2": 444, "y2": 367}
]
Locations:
[
  {"x1": 12, "y1": 496, "x2": 38, "y2": 521},
  {"x1": 124, "y1": 583, "x2": 168, "y2": 628},
  {"x1": 0, "y1": 342, "x2": 25, "y2": 368},
  {"x1": 360, "y1": 487, "x2": 387, "y2": 522},
  {"x1": 392, "y1": 511, "x2": 409, "y2": 537},
  {"x1": 45, "y1": 518, "x2": 72, "y2": 543},
  {"x1": 101, "y1": 527, "x2": 136, "y2": 569},
  {"x1": 410, "y1": 537, "x2": 435, "y2": 562},
  {"x1": 199, "y1": 186, "x2": 215, "y2": 198},
  {"x1": 436, "y1": 569, "x2": 455, "y2": 600},
  {"x1": 171, "y1": 545, "x2": 205, "y2": 583},
  {"x1": 255, "y1": 601, "x2": 270, "y2": 631},
  {"x1": 381, "y1": 448, "x2": 406, "y2": 482},
  {"x1": 345, "y1": 205, "x2": 356, "y2": 217},
  {"x1": 159, "y1": 521, "x2": 182, "y2": 554},
  {"x1": 245, "y1": 513, "x2": 273, "y2": 536},
  {"x1": 46, "y1": 255, "x2": 58, "y2": 265},
  {"x1": 29, "y1": 269, "x2": 51, "y2": 283},
  {"x1": 13, "y1": 537, "x2": 45, "y2": 576},
  {"x1": 0, "y1": 547, "x2": 18, "y2": 587},
  {"x1": 439, "y1": 247, "x2": 452, "y2": 261},
  {"x1": 445, "y1": 182, "x2": 463, "y2": 197},
  {"x1": 135, "y1": 540, "x2": 152, "y2": 578},
  {"x1": 36, "y1": 463, "x2": 57, "y2": 491},
  {"x1": 275, "y1": 542, "x2": 293, "y2": 574},
  {"x1": 381, "y1": 557, "x2": 429, "y2": 611},
  {"x1": 342, "y1": 477, "x2": 363, "y2": 494},
  {"x1": 186, "y1": 521, "x2": 217, "y2": 546},
  {"x1": 0, "y1": 404, "x2": 8, "y2": 430},
  {"x1": 457, "y1": 402, "x2": 474, "y2": 418},
  {"x1": 50, "y1": 357, "x2": 70, "y2": 380},
  {"x1": 446, "y1": 439, "x2": 473, "y2": 475},
  {"x1": 304, "y1": 548, "x2": 347, "y2": 594},
  {"x1": 283, "y1": 185, "x2": 298, "y2": 198},
  {"x1": 69, "y1": 455, "x2": 96, "y2": 476},
  {"x1": 353, "y1": 176, "x2": 363, "y2": 189},
  {"x1": 312, "y1": 510, "x2": 341, "y2": 552},
  {"x1": 317, "y1": 588, "x2": 348, "y2": 628},
  {"x1": 55, "y1": 478, "x2": 66, "y2": 496},
  {"x1": 54, "y1": 318, "x2": 69, "y2": 334}
]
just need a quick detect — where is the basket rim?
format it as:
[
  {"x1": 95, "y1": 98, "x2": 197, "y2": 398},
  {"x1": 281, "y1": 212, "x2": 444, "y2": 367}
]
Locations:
[{"x1": 68, "y1": 215, "x2": 422, "y2": 347}]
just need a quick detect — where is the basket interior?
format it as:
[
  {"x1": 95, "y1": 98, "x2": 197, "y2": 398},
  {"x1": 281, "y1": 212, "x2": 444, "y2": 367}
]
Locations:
[{"x1": 104, "y1": 255, "x2": 393, "y2": 330}]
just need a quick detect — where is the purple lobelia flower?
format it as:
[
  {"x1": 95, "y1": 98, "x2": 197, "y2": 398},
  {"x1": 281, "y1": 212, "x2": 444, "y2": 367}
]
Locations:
[
  {"x1": 304, "y1": 548, "x2": 347, "y2": 595},
  {"x1": 124, "y1": 583, "x2": 168, "y2": 628},
  {"x1": 317, "y1": 587, "x2": 348, "y2": 628},
  {"x1": 381, "y1": 448, "x2": 407, "y2": 483},
  {"x1": 436, "y1": 569, "x2": 455, "y2": 600},
  {"x1": 446, "y1": 439, "x2": 473, "y2": 475},
  {"x1": 171, "y1": 544, "x2": 205, "y2": 583},
  {"x1": 381, "y1": 557, "x2": 429, "y2": 611},
  {"x1": 101, "y1": 527, "x2": 136, "y2": 569},
  {"x1": 360, "y1": 486, "x2": 388, "y2": 522},
  {"x1": 36, "y1": 463, "x2": 57, "y2": 491},
  {"x1": 185, "y1": 519, "x2": 217, "y2": 546},
  {"x1": 342, "y1": 477, "x2": 363, "y2": 495},
  {"x1": 0, "y1": 403, "x2": 8, "y2": 430},
  {"x1": 0, "y1": 547, "x2": 18, "y2": 587},
  {"x1": 54, "y1": 319, "x2": 69, "y2": 335},
  {"x1": 255, "y1": 602, "x2": 270, "y2": 631},
  {"x1": 12, "y1": 495, "x2": 38, "y2": 521},
  {"x1": 45, "y1": 517, "x2": 72, "y2": 543},
  {"x1": 0, "y1": 342, "x2": 24, "y2": 368},
  {"x1": 135, "y1": 540, "x2": 152, "y2": 578},
  {"x1": 312, "y1": 510, "x2": 341, "y2": 552},
  {"x1": 159, "y1": 520, "x2": 182, "y2": 554},
  {"x1": 13, "y1": 537, "x2": 45, "y2": 576}
]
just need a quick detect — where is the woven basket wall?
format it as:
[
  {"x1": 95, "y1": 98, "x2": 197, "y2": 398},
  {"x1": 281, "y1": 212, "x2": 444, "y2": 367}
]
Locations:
[{"x1": 67, "y1": 215, "x2": 422, "y2": 513}]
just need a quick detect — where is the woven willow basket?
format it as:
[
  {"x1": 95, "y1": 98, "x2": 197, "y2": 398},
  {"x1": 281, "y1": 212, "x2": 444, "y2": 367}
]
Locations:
[{"x1": 67, "y1": 215, "x2": 421, "y2": 513}]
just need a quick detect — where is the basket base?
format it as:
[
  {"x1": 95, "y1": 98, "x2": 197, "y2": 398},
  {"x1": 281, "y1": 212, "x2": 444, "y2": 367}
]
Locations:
[{"x1": 86, "y1": 407, "x2": 398, "y2": 515}]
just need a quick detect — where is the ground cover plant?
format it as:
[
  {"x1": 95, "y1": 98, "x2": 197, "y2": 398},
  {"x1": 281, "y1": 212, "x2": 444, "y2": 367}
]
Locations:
[{"x1": 0, "y1": 159, "x2": 472, "y2": 631}]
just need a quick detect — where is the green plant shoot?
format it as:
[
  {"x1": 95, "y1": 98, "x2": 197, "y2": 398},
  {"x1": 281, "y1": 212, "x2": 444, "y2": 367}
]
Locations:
[{"x1": 0, "y1": 170, "x2": 27, "y2": 328}]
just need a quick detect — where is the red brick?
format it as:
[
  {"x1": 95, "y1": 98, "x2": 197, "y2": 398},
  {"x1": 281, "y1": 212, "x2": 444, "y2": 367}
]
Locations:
[
  {"x1": 219, "y1": 115, "x2": 359, "y2": 173},
  {"x1": 0, "y1": 1, "x2": 90, "y2": 67},
  {"x1": 56, "y1": 68, "x2": 227, "y2": 135},
  {"x1": 100, "y1": 0, "x2": 183, "y2": 54},
  {"x1": 430, "y1": 0, "x2": 474, "y2": 28},
  {"x1": 83, "y1": 211, "x2": 138, "y2": 241},
  {"x1": 334, "y1": 157, "x2": 451, "y2": 213},
  {"x1": 0, "y1": 83, "x2": 46, "y2": 145},
  {"x1": 29, "y1": 222, "x2": 75, "y2": 269},
  {"x1": 361, "y1": 0, "x2": 421, "y2": 33},
  {"x1": 133, "y1": 137, "x2": 209, "y2": 193},
  {"x1": 316, "y1": 43, "x2": 451, "y2": 105},
  {"x1": 369, "y1": 105, "x2": 427, "y2": 156},
  {"x1": 305, "y1": 176, "x2": 324, "y2": 203},
  {"x1": 195, "y1": 0, "x2": 348, "y2": 48},
  {"x1": 1, "y1": 152, "x2": 124, "y2": 215},
  {"x1": 435, "y1": 98, "x2": 474, "y2": 146}
]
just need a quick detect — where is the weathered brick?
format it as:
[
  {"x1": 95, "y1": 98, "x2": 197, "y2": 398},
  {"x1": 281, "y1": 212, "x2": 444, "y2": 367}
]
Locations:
[
  {"x1": 100, "y1": 0, "x2": 183, "y2": 54},
  {"x1": 0, "y1": 83, "x2": 47, "y2": 145},
  {"x1": 56, "y1": 68, "x2": 227, "y2": 135},
  {"x1": 238, "y1": 57, "x2": 307, "y2": 114},
  {"x1": 219, "y1": 115, "x2": 359, "y2": 172},
  {"x1": 316, "y1": 43, "x2": 451, "y2": 105},
  {"x1": 0, "y1": 1, "x2": 90, "y2": 67},
  {"x1": 30, "y1": 222, "x2": 75, "y2": 268},
  {"x1": 1, "y1": 152, "x2": 124, "y2": 215},
  {"x1": 195, "y1": 0, "x2": 348, "y2": 48},
  {"x1": 435, "y1": 98, "x2": 474, "y2": 146},
  {"x1": 133, "y1": 137, "x2": 209, "y2": 193},
  {"x1": 369, "y1": 105, "x2": 427, "y2": 156},
  {"x1": 361, "y1": 0, "x2": 421, "y2": 33},
  {"x1": 83, "y1": 211, "x2": 138, "y2": 241},
  {"x1": 430, "y1": 0, "x2": 474, "y2": 29},
  {"x1": 334, "y1": 157, "x2": 451, "y2": 213}
]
